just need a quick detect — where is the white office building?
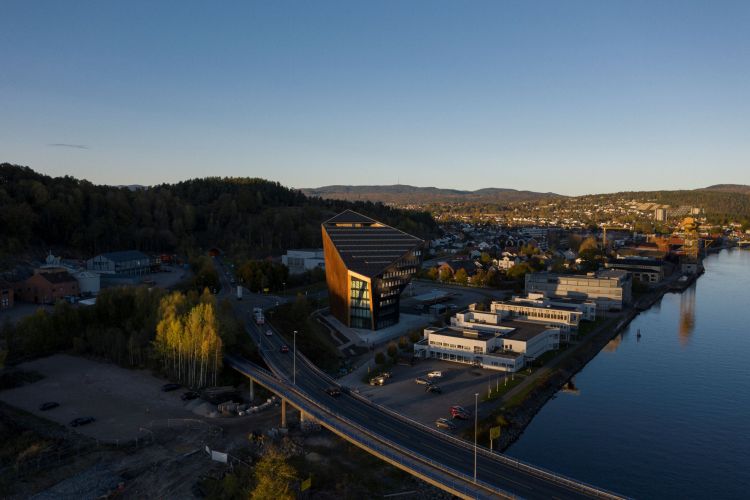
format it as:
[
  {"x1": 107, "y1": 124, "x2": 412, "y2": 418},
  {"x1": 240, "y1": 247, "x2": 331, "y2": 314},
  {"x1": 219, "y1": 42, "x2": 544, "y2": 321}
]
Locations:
[
  {"x1": 281, "y1": 249, "x2": 325, "y2": 275},
  {"x1": 414, "y1": 312, "x2": 561, "y2": 372},
  {"x1": 525, "y1": 270, "x2": 632, "y2": 312},
  {"x1": 488, "y1": 299, "x2": 582, "y2": 339}
]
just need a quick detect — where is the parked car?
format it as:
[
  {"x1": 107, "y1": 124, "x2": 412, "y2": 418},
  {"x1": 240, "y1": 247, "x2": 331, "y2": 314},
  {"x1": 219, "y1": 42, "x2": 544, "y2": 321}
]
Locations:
[
  {"x1": 380, "y1": 371, "x2": 392, "y2": 379},
  {"x1": 265, "y1": 329, "x2": 273, "y2": 337},
  {"x1": 450, "y1": 405, "x2": 471, "y2": 419},
  {"x1": 162, "y1": 383, "x2": 181, "y2": 392},
  {"x1": 70, "y1": 417, "x2": 95, "y2": 427},
  {"x1": 181, "y1": 391, "x2": 199, "y2": 401},
  {"x1": 280, "y1": 345, "x2": 290, "y2": 353},
  {"x1": 435, "y1": 418, "x2": 456, "y2": 430},
  {"x1": 415, "y1": 377, "x2": 430, "y2": 385},
  {"x1": 426, "y1": 384, "x2": 442, "y2": 394},
  {"x1": 427, "y1": 370, "x2": 442, "y2": 378},
  {"x1": 325, "y1": 387, "x2": 341, "y2": 397},
  {"x1": 39, "y1": 402, "x2": 59, "y2": 411}
]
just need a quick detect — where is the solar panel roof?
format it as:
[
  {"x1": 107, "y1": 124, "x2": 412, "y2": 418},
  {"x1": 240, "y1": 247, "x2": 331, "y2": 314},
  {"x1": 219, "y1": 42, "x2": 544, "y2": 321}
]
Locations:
[{"x1": 323, "y1": 210, "x2": 423, "y2": 277}]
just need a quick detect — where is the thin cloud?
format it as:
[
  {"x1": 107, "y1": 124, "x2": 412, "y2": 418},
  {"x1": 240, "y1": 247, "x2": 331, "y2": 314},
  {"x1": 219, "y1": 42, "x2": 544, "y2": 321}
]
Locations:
[{"x1": 48, "y1": 143, "x2": 89, "y2": 150}]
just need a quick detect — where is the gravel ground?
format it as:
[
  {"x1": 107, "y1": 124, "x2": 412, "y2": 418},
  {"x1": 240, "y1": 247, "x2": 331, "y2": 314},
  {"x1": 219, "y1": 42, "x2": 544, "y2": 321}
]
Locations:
[{"x1": 0, "y1": 354, "x2": 204, "y2": 442}]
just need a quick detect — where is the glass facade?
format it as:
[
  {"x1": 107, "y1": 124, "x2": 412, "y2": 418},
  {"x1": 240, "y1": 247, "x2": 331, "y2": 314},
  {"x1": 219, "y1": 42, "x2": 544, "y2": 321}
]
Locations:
[{"x1": 350, "y1": 277, "x2": 372, "y2": 329}]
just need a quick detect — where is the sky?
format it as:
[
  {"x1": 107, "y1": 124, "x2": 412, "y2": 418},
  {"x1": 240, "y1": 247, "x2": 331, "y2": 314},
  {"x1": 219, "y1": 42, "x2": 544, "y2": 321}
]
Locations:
[{"x1": 1, "y1": 1, "x2": 749, "y2": 195}]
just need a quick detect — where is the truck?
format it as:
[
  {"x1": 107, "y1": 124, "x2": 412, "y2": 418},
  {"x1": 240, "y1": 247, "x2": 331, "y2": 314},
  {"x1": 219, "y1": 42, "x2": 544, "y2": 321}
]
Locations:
[{"x1": 253, "y1": 307, "x2": 265, "y2": 325}]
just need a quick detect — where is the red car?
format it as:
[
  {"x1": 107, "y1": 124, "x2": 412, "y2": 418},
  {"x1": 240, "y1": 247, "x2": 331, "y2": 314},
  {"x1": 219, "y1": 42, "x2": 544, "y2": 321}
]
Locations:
[
  {"x1": 280, "y1": 345, "x2": 290, "y2": 353},
  {"x1": 450, "y1": 406, "x2": 471, "y2": 419}
]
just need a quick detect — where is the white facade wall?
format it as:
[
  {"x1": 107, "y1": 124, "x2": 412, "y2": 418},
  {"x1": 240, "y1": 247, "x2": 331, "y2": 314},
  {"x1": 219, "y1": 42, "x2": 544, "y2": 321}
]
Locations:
[{"x1": 282, "y1": 249, "x2": 325, "y2": 275}]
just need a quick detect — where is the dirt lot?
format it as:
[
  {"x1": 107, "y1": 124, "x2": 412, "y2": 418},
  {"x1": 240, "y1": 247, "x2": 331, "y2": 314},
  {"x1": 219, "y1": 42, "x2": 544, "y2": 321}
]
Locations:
[
  {"x1": 0, "y1": 354, "x2": 211, "y2": 442},
  {"x1": 353, "y1": 358, "x2": 509, "y2": 428}
]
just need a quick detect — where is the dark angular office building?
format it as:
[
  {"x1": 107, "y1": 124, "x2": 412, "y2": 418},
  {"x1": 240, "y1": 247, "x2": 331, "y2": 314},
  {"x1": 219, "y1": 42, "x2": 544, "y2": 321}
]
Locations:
[{"x1": 322, "y1": 210, "x2": 423, "y2": 330}]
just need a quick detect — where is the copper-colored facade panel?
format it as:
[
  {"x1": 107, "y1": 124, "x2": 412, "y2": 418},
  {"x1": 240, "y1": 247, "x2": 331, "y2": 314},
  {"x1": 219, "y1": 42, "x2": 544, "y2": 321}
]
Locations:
[{"x1": 322, "y1": 210, "x2": 423, "y2": 331}]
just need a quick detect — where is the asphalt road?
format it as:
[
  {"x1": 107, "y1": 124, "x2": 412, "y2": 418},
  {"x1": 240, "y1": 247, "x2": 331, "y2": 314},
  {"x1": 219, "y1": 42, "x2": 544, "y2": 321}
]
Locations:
[{"x1": 214, "y1": 258, "x2": 622, "y2": 499}]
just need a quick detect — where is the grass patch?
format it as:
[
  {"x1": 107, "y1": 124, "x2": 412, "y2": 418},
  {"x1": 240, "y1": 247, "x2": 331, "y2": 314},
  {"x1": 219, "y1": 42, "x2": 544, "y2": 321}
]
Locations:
[{"x1": 268, "y1": 298, "x2": 343, "y2": 374}]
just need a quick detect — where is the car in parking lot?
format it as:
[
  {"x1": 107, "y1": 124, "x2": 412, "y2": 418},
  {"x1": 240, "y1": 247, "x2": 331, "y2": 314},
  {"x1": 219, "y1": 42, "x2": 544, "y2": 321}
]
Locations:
[
  {"x1": 435, "y1": 418, "x2": 456, "y2": 430},
  {"x1": 265, "y1": 329, "x2": 273, "y2": 336},
  {"x1": 181, "y1": 391, "x2": 199, "y2": 401},
  {"x1": 325, "y1": 387, "x2": 341, "y2": 397},
  {"x1": 39, "y1": 401, "x2": 59, "y2": 411},
  {"x1": 415, "y1": 377, "x2": 430, "y2": 385},
  {"x1": 450, "y1": 405, "x2": 471, "y2": 419},
  {"x1": 426, "y1": 384, "x2": 442, "y2": 394},
  {"x1": 427, "y1": 370, "x2": 442, "y2": 378},
  {"x1": 70, "y1": 417, "x2": 95, "y2": 427},
  {"x1": 161, "y1": 383, "x2": 181, "y2": 392},
  {"x1": 280, "y1": 345, "x2": 290, "y2": 353}
]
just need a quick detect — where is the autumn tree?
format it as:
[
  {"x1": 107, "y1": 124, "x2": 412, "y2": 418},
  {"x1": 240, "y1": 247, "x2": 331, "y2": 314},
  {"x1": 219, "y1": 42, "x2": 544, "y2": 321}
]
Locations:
[
  {"x1": 250, "y1": 448, "x2": 297, "y2": 500},
  {"x1": 454, "y1": 268, "x2": 469, "y2": 285}
]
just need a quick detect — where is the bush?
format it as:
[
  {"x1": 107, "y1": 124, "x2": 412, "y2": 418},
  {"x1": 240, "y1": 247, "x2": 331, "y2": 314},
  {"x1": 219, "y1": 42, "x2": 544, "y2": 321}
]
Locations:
[
  {"x1": 386, "y1": 342, "x2": 398, "y2": 358},
  {"x1": 409, "y1": 329, "x2": 422, "y2": 343},
  {"x1": 397, "y1": 335, "x2": 409, "y2": 350},
  {"x1": 374, "y1": 352, "x2": 386, "y2": 365}
]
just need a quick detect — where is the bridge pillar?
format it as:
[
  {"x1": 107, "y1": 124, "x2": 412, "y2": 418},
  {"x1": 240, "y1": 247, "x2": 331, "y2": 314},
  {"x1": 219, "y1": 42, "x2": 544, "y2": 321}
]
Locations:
[
  {"x1": 281, "y1": 399, "x2": 287, "y2": 428},
  {"x1": 249, "y1": 378, "x2": 255, "y2": 402}
]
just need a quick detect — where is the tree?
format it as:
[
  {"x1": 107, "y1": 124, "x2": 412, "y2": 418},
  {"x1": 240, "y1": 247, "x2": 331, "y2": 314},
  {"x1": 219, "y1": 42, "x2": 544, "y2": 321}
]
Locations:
[
  {"x1": 454, "y1": 268, "x2": 469, "y2": 285},
  {"x1": 250, "y1": 448, "x2": 297, "y2": 500},
  {"x1": 480, "y1": 252, "x2": 492, "y2": 264},
  {"x1": 386, "y1": 342, "x2": 398, "y2": 358},
  {"x1": 438, "y1": 267, "x2": 453, "y2": 283},
  {"x1": 426, "y1": 267, "x2": 439, "y2": 281},
  {"x1": 578, "y1": 236, "x2": 598, "y2": 253},
  {"x1": 374, "y1": 352, "x2": 386, "y2": 365},
  {"x1": 506, "y1": 262, "x2": 533, "y2": 280}
]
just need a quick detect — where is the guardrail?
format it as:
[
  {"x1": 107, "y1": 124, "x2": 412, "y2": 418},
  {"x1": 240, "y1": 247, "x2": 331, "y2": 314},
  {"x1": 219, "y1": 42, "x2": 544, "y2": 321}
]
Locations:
[
  {"x1": 284, "y1": 331, "x2": 627, "y2": 500},
  {"x1": 226, "y1": 356, "x2": 512, "y2": 500},
  {"x1": 239, "y1": 316, "x2": 627, "y2": 500}
]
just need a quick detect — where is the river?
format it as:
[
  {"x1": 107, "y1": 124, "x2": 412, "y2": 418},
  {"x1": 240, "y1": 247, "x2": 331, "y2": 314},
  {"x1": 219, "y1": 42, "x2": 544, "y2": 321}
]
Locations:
[{"x1": 506, "y1": 248, "x2": 750, "y2": 499}]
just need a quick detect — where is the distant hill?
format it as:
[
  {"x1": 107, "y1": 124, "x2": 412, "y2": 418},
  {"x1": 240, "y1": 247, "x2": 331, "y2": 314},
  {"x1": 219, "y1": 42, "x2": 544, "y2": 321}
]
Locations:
[
  {"x1": 700, "y1": 184, "x2": 750, "y2": 195},
  {"x1": 301, "y1": 184, "x2": 563, "y2": 204}
]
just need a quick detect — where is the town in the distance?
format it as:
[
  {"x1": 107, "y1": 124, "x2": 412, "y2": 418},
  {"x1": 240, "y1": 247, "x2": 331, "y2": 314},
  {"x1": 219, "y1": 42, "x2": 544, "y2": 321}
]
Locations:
[{"x1": 1, "y1": 163, "x2": 749, "y2": 499}]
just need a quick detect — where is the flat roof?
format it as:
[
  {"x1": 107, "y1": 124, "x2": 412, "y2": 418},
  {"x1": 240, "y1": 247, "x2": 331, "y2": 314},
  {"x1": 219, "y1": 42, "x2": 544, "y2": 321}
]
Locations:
[
  {"x1": 498, "y1": 300, "x2": 580, "y2": 312},
  {"x1": 431, "y1": 319, "x2": 553, "y2": 343},
  {"x1": 503, "y1": 320, "x2": 554, "y2": 341}
]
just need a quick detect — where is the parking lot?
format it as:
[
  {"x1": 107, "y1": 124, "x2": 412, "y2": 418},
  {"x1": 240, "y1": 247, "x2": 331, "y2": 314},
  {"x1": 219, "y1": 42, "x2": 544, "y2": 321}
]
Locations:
[{"x1": 352, "y1": 358, "x2": 509, "y2": 429}]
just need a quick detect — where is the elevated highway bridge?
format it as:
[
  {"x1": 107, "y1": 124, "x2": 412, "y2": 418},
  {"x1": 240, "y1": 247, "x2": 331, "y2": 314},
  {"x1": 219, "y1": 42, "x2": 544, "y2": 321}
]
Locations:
[{"x1": 216, "y1": 258, "x2": 626, "y2": 499}]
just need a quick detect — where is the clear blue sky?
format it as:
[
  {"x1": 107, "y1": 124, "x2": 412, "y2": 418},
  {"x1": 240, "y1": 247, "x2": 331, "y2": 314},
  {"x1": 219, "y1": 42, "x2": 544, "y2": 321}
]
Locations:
[{"x1": 2, "y1": 1, "x2": 749, "y2": 195}]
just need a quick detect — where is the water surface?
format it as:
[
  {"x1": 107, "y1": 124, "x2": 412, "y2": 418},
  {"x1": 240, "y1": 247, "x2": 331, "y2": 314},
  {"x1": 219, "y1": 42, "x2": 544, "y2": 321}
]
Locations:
[{"x1": 507, "y1": 249, "x2": 750, "y2": 499}]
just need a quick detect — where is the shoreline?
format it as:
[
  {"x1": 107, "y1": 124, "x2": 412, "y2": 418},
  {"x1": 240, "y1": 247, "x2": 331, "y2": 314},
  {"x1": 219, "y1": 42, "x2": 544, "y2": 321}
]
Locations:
[{"x1": 491, "y1": 269, "x2": 704, "y2": 453}]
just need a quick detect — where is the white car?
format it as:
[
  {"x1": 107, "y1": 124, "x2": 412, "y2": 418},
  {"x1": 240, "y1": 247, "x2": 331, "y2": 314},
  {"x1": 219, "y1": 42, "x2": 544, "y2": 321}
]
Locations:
[
  {"x1": 265, "y1": 330, "x2": 273, "y2": 337},
  {"x1": 427, "y1": 371, "x2": 442, "y2": 378}
]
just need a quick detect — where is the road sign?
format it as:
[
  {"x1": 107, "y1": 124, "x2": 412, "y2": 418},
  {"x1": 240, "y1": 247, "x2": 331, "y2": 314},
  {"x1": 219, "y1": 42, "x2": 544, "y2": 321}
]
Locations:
[{"x1": 490, "y1": 426, "x2": 501, "y2": 440}]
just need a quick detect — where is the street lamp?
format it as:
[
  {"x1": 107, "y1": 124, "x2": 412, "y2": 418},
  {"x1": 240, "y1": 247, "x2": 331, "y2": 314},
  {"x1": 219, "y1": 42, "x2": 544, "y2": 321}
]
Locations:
[
  {"x1": 293, "y1": 330, "x2": 298, "y2": 385},
  {"x1": 474, "y1": 392, "x2": 479, "y2": 483}
]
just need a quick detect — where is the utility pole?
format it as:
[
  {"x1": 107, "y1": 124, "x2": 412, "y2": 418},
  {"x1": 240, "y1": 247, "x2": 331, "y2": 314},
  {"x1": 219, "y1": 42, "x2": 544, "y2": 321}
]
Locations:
[
  {"x1": 474, "y1": 393, "x2": 479, "y2": 483},
  {"x1": 293, "y1": 330, "x2": 298, "y2": 385}
]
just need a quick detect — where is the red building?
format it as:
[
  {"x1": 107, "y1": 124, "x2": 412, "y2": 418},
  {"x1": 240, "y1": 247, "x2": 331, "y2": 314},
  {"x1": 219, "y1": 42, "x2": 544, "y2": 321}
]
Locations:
[{"x1": 16, "y1": 270, "x2": 79, "y2": 304}]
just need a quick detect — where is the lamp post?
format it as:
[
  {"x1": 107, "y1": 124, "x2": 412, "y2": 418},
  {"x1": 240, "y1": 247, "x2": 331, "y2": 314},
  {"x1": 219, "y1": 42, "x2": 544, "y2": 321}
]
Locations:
[
  {"x1": 293, "y1": 330, "x2": 298, "y2": 385},
  {"x1": 474, "y1": 392, "x2": 479, "y2": 483}
]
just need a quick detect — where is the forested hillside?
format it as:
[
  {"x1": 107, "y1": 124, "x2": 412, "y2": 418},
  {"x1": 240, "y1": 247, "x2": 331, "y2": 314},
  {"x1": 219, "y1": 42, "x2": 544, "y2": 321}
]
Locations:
[{"x1": 0, "y1": 164, "x2": 438, "y2": 259}]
